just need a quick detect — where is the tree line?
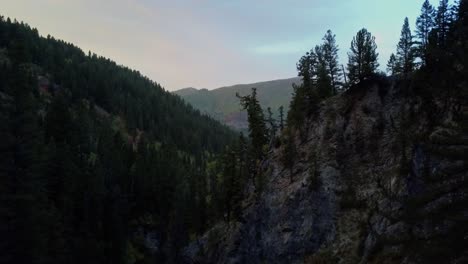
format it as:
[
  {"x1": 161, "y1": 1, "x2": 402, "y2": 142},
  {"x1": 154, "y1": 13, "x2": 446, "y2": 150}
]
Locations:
[
  {"x1": 237, "y1": 0, "x2": 467, "y2": 186},
  {"x1": 0, "y1": 0, "x2": 467, "y2": 262}
]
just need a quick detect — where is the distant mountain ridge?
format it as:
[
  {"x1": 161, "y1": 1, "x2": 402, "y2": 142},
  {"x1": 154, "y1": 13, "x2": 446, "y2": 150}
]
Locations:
[
  {"x1": 174, "y1": 77, "x2": 301, "y2": 130},
  {"x1": 174, "y1": 87, "x2": 200, "y2": 96}
]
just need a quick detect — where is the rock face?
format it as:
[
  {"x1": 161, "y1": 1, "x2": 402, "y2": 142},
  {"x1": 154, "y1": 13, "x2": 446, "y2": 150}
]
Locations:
[{"x1": 184, "y1": 78, "x2": 468, "y2": 263}]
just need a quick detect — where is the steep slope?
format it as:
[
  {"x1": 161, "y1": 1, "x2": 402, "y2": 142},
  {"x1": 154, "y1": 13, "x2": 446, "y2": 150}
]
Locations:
[
  {"x1": 0, "y1": 17, "x2": 236, "y2": 263},
  {"x1": 174, "y1": 77, "x2": 301, "y2": 130},
  {"x1": 0, "y1": 18, "x2": 234, "y2": 155},
  {"x1": 184, "y1": 77, "x2": 468, "y2": 263}
]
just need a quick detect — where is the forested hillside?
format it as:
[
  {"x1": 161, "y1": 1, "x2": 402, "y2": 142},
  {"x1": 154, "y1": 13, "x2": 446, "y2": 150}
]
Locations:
[
  {"x1": 174, "y1": 77, "x2": 300, "y2": 131},
  {"x1": 1, "y1": 0, "x2": 468, "y2": 263},
  {"x1": 0, "y1": 16, "x2": 241, "y2": 263}
]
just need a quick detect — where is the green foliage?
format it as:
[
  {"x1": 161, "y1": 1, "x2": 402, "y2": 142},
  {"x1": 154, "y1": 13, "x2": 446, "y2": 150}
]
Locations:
[
  {"x1": 387, "y1": 53, "x2": 399, "y2": 76},
  {"x1": 419, "y1": 0, "x2": 466, "y2": 112},
  {"x1": 174, "y1": 78, "x2": 300, "y2": 131},
  {"x1": 315, "y1": 44, "x2": 334, "y2": 99},
  {"x1": 237, "y1": 88, "x2": 268, "y2": 161},
  {"x1": 237, "y1": 88, "x2": 269, "y2": 192},
  {"x1": 1, "y1": 0, "x2": 468, "y2": 261},
  {"x1": 0, "y1": 16, "x2": 238, "y2": 263},
  {"x1": 347, "y1": 28, "x2": 379, "y2": 85},
  {"x1": 322, "y1": 30, "x2": 342, "y2": 94},
  {"x1": 0, "y1": 59, "x2": 52, "y2": 264},
  {"x1": 286, "y1": 30, "x2": 342, "y2": 131},
  {"x1": 395, "y1": 17, "x2": 417, "y2": 75},
  {"x1": 435, "y1": 0, "x2": 453, "y2": 48},
  {"x1": 288, "y1": 83, "x2": 309, "y2": 129},
  {"x1": 416, "y1": 0, "x2": 435, "y2": 65}
]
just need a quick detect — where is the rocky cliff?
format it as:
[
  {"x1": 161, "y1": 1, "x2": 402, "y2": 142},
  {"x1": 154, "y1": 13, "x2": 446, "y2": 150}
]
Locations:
[{"x1": 184, "y1": 77, "x2": 468, "y2": 263}]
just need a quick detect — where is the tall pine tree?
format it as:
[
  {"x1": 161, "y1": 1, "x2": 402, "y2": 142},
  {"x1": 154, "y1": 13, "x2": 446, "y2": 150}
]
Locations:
[
  {"x1": 395, "y1": 17, "x2": 416, "y2": 75},
  {"x1": 387, "y1": 53, "x2": 399, "y2": 76},
  {"x1": 416, "y1": 0, "x2": 435, "y2": 65},
  {"x1": 237, "y1": 88, "x2": 268, "y2": 175},
  {"x1": 315, "y1": 44, "x2": 333, "y2": 98},
  {"x1": 347, "y1": 28, "x2": 379, "y2": 85},
  {"x1": 322, "y1": 30, "x2": 342, "y2": 94},
  {"x1": 435, "y1": 0, "x2": 452, "y2": 47}
]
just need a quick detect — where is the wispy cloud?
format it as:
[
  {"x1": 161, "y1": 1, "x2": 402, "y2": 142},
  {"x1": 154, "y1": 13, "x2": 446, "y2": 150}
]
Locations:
[{"x1": 2, "y1": 0, "x2": 429, "y2": 90}]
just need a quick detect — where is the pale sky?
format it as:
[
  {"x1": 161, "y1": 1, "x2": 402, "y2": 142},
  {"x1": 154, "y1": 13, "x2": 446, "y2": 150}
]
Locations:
[{"x1": 1, "y1": 0, "x2": 445, "y2": 91}]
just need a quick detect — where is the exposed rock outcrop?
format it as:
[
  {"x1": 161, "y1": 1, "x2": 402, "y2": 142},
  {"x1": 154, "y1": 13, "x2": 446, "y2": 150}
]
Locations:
[{"x1": 184, "y1": 78, "x2": 468, "y2": 264}]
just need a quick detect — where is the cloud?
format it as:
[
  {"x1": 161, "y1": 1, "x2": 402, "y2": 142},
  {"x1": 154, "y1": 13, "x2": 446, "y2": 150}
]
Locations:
[{"x1": 2, "y1": 0, "x2": 430, "y2": 90}]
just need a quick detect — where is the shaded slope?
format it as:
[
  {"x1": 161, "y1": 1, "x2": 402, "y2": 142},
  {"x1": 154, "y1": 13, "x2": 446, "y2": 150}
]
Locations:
[{"x1": 0, "y1": 17, "x2": 236, "y2": 264}]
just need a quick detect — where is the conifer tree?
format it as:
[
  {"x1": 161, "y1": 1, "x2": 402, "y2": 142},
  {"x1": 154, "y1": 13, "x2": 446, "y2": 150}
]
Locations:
[
  {"x1": 315, "y1": 44, "x2": 333, "y2": 98},
  {"x1": 451, "y1": 0, "x2": 468, "y2": 103},
  {"x1": 0, "y1": 17, "x2": 239, "y2": 263},
  {"x1": 278, "y1": 105, "x2": 284, "y2": 132},
  {"x1": 288, "y1": 51, "x2": 318, "y2": 129},
  {"x1": 1, "y1": 64, "x2": 51, "y2": 263},
  {"x1": 287, "y1": 80, "x2": 321, "y2": 130},
  {"x1": 296, "y1": 52, "x2": 316, "y2": 91},
  {"x1": 435, "y1": 0, "x2": 452, "y2": 47},
  {"x1": 322, "y1": 30, "x2": 342, "y2": 94},
  {"x1": 396, "y1": 17, "x2": 416, "y2": 75},
  {"x1": 237, "y1": 88, "x2": 268, "y2": 162},
  {"x1": 387, "y1": 53, "x2": 399, "y2": 76},
  {"x1": 416, "y1": 0, "x2": 435, "y2": 65},
  {"x1": 425, "y1": 0, "x2": 455, "y2": 76},
  {"x1": 347, "y1": 28, "x2": 379, "y2": 85}
]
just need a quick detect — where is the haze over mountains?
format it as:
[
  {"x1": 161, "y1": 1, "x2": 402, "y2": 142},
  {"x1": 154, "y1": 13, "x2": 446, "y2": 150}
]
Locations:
[{"x1": 174, "y1": 77, "x2": 301, "y2": 130}]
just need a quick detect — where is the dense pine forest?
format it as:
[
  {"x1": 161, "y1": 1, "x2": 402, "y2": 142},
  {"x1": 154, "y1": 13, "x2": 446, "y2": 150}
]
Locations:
[
  {"x1": 0, "y1": 15, "x2": 250, "y2": 263},
  {"x1": 1, "y1": 0, "x2": 467, "y2": 263}
]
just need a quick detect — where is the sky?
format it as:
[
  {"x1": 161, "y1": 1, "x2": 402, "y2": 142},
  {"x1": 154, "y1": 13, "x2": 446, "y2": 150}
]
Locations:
[{"x1": 1, "y1": 0, "x2": 446, "y2": 91}]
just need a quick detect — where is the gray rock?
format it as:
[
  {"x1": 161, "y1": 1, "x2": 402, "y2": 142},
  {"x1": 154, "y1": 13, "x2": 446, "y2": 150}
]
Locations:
[{"x1": 184, "y1": 79, "x2": 468, "y2": 263}]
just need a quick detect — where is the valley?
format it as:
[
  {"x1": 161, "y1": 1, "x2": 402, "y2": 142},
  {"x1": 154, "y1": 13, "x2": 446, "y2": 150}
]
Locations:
[{"x1": 1, "y1": 0, "x2": 467, "y2": 263}]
